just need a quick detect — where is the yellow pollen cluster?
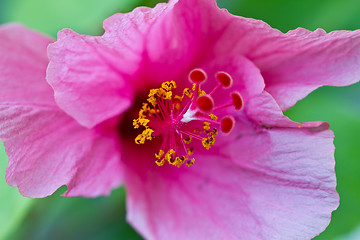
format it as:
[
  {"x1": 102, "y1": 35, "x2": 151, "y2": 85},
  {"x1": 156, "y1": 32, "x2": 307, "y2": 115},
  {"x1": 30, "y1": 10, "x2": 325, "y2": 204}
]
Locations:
[
  {"x1": 202, "y1": 127, "x2": 218, "y2": 150},
  {"x1": 133, "y1": 80, "x2": 220, "y2": 168},
  {"x1": 183, "y1": 136, "x2": 192, "y2": 144},
  {"x1": 155, "y1": 149, "x2": 195, "y2": 168},
  {"x1": 192, "y1": 83, "x2": 206, "y2": 96},
  {"x1": 174, "y1": 87, "x2": 193, "y2": 102},
  {"x1": 135, "y1": 128, "x2": 154, "y2": 144},
  {"x1": 209, "y1": 114, "x2": 218, "y2": 121}
]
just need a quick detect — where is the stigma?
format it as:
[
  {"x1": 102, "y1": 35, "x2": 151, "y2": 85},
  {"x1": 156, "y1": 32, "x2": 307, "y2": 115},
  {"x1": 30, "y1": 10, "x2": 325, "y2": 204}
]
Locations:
[{"x1": 133, "y1": 69, "x2": 244, "y2": 168}]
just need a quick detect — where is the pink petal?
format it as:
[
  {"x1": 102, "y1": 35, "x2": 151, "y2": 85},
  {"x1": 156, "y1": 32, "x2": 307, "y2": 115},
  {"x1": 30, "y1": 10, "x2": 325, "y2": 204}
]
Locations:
[
  {"x1": 148, "y1": 0, "x2": 360, "y2": 110},
  {"x1": 0, "y1": 24, "x2": 54, "y2": 105},
  {"x1": 247, "y1": 91, "x2": 330, "y2": 131},
  {"x1": 2, "y1": 108, "x2": 123, "y2": 198},
  {"x1": 123, "y1": 126, "x2": 338, "y2": 240},
  {"x1": 47, "y1": 29, "x2": 133, "y2": 128},
  {"x1": 47, "y1": 2, "x2": 176, "y2": 128},
  {"x1": 0, "y1": 25, "x2": 123, "y2": 197},
  {"x1": 253, "y1": 28, "x2": 360, "y2": 110}
]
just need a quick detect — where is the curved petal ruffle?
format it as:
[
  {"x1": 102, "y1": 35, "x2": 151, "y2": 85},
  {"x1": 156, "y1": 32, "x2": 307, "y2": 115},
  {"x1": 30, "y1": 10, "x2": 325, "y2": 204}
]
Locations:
[
  {"x1": 0, "y1": 24, "x2": 54, "y2": 105},
  {"x1": 123, "y1": 126, "x2": 338, "y2": 240},
  {"x1": 0, "y1": 25, "x2": 123, "y2": 197},
  {"x1": 247, "y1": 91, "x2": 330, "y2": 131},
  {"x1": 47, "y1": 29, "x2": 133, "y2": 128},
  {"x1": 1, "y1": 106, "x2": 123, "y2": 198},
  {"x1": 147, "y1": 0, "x2": 360, "y2": 110},
  {"x1": 253, "y1": 28, "x2": 360, "y2": 110},
  {"x1": 47, "y1": 2, "x2": 176, "y2": 128}
]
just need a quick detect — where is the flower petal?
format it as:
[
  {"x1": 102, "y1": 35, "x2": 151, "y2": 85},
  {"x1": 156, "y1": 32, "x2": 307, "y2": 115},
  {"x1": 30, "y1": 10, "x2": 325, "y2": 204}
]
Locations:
[
  {"x1": 254, "y1": 28, "x2": 360, "y2": 110},
  {"x1": 123, "y1": 126, "x2": 338, "y2": 240},
  {"x1": 47, "y1": 29, "x2": 133, "y2": 128},
  {"x1": 47, "y1": 2, "x2": 176, "y2": 128},
  {"x1": 247, "y1": 91, "x2": 330, "y2": 131},
  {"x1": 0, "y1": 25, "x2": 123, "y2": 197},
  {"x1": 0, "y1": 23, "x2": 54, "y2": 105},
  {"x1": 147, "y1": 0, "x2": 360, "y2": 110},
  {"x1": 2, "y1": 107, "x2": 123, "y2": 198}
]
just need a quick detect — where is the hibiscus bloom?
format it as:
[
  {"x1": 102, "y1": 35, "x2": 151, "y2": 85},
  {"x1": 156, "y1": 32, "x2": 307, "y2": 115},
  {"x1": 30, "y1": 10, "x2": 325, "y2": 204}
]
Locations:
[{"x1": 1, "y1": 0, "x2": 360, "y2": 239}]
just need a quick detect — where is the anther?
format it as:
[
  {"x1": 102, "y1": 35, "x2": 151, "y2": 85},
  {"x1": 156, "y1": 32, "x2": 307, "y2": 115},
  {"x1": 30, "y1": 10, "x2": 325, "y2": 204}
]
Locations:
[
  {"x1": 133, "y1": 68, "x2": 241, "y2": 168},
  {"x1": 220, "y1": 116, "x2": 235, "y2": 134},
  {"x1": 196, "y1": 94, "x2": 214, "y2": 113},
  {"x1": 189, "y1": 68, "x2": 207, "y2": 84}
]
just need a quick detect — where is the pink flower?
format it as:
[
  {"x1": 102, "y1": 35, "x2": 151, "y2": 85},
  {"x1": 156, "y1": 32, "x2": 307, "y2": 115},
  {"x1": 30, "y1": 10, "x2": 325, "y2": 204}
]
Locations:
[{"x1": 1, "y1": 0, "x2": 360, "y2": 239}]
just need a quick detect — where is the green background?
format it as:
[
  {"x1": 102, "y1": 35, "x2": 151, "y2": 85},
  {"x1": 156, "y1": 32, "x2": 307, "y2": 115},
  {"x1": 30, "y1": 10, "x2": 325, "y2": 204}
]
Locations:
[{"x1": 0, "y1": 0, "x2": 359, "y2": 239}]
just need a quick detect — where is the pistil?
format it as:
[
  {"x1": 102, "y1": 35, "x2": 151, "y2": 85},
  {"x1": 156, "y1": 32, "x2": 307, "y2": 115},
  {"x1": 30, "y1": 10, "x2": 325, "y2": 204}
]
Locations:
[{"x1": 133, "y1": 69, "x2": 244, "y2": 167}]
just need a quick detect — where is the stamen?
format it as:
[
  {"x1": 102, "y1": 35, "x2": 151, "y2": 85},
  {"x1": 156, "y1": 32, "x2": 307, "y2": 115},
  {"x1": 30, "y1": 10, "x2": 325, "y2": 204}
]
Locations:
[
  {"x1": 209, "y1": 71, "x2": 233, "y2": 96},
  {"x1": 133, "y1": 69, "x2": 244, "y2": 168}
]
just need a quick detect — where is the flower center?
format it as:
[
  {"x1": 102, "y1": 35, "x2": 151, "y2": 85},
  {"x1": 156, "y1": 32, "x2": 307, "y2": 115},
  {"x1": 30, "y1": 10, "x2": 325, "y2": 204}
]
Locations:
[{"x1": 133, "y1": 69, "x2": 244, "y2": 167}]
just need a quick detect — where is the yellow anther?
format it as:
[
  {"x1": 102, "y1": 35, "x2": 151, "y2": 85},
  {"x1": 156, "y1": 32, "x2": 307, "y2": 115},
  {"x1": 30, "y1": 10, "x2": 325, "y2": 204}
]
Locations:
[
  {"x1": 202, "y1": 138, "x2": 211, "y2": 150},
  {"x1": 172, "y1": 156, "x2": 186, "y2": 168},
  {"x1": 187, "y1": 147, "x2": 194, "y2": 156},
  {"x1": 138, "y1": 110, "x2": 145, "y2": 118},
  {"x1": 163, "y1": 91, "x2": 172, "y2": 100},
  {"x1": 212, "y1": 128, "x2": 218, "y2": 137},
  {"x1": 183, "y1": 88, "x2": 192, "y2": 98},
  {"x1": 161, "y1": 80, "x2": 177, "y2": 91},
  {"x1": 135, "y1": 134, "x2": 146, "y2": 144},
  {"x1": 208, "y1": 136, "x2": 215, "y2": 145},
  {"x1": 133, "y1": 119, "x2": 140, "y2": 129},
  {"x1": 174, "y1": 95, "x2": 183, "y2": 101},
  {"x1": 139, "y1": 118, "x2": 149, "y2": 127},
  {"x1": 203, "y1": 122, "x2": 211, "y2": 131},
  {"x1": 209, "y1": 114, "x2": 218, "y2": 121},
  {"x1": 157, "y1": 88, "x2": 166, "y2": 97},
  {"x1": 148, "y1": 88, "x2": 158, "y2": 98},
  {"x1": 202, "y1": 135, "x2": 215, "y2": 150},
  {"x1": 147, "y1": 96, "x2": 157, "y2": 106},
  {"x1": 142, "y1": 102, "x2": 149, "y2": 109},
  {"x1": 155, "y1": 150, "x2": 165, "y2": 159},
  {"x1": 155, "y1": 159, "x2": 165, "y2": 166},
  {"x1": 199, "y1": 90, "x2": 206, "y2": 96},
  {"x1": 143, "y1": 128, "x2": 154, "y2": 140},
  {"x1": 186, "y1": 158, "x2": 195, "y2": 167},
  {"x1": 135, "y1": 128, "x2": 154, "y2": 145},
  {"x1": 183, "y1": 136, "x2": 192, "y2": 144},
  {"x1": 165, "y1": 149, "x2": 176, "y2": 163},
  {"x1": 192, "y1": 83, "x2": 205, "y2": 96}
]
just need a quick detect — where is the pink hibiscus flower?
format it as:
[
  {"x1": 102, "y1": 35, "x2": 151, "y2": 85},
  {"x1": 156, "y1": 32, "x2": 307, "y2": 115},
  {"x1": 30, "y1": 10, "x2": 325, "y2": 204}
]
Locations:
[{"x1": 1, "y1": 0, "x2": 360, "y2": 239}]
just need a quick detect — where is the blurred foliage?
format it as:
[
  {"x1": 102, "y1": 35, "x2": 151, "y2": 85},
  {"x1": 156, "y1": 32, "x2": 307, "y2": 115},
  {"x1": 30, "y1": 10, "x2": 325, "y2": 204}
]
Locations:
[
  {"x1": 7, "y1": 186, "x2": 142, "y2": 240},
  {"x1": 1, "y1": 0, "x2": 142, "y2": 37},
  {"x1": 218, "y1": 0, "x2": 360, "y2": 32},
  {"x1": 0, "y1": 143, "x2": 33, "y2": 240},
  {"x1": 0, "y1": 0, "x2": 359, "y2": 239}
]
